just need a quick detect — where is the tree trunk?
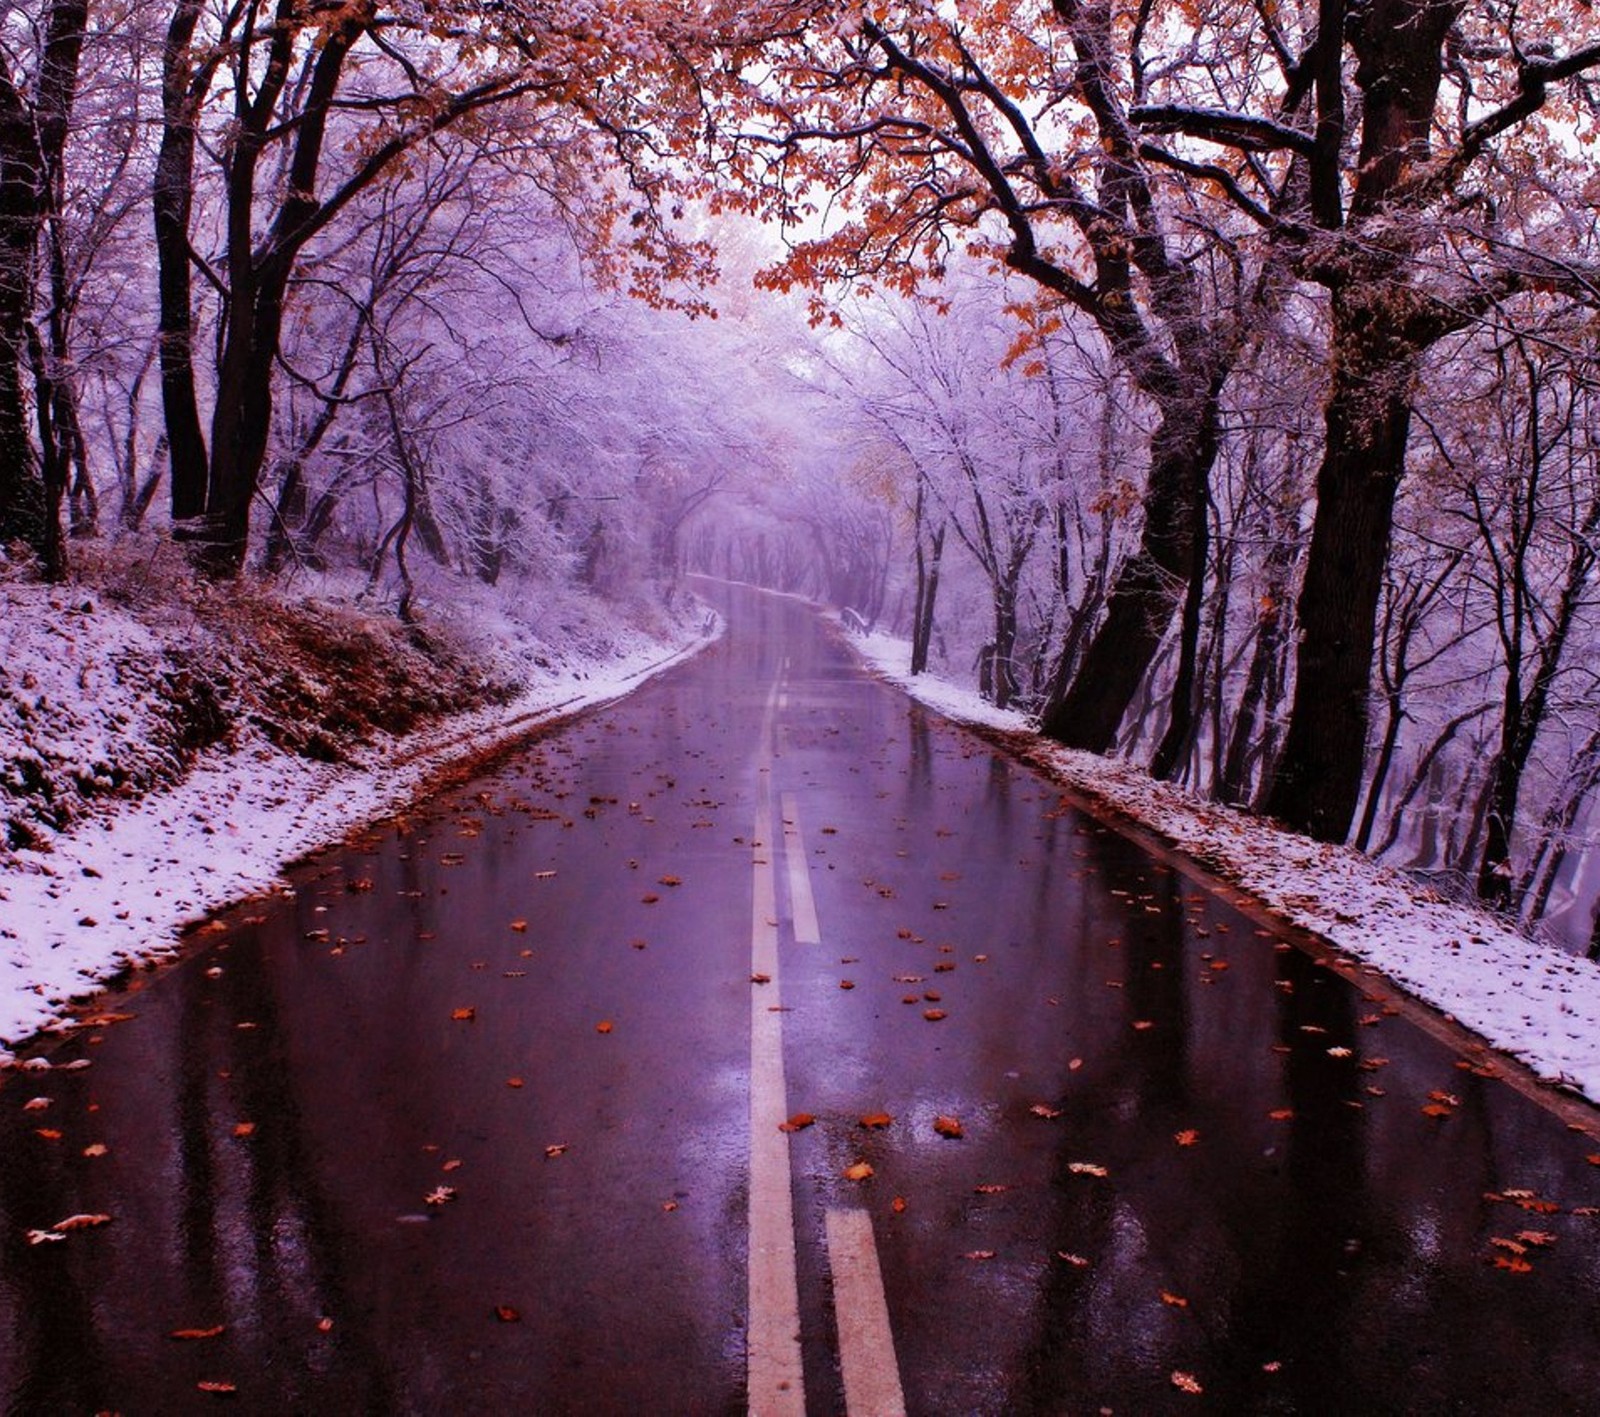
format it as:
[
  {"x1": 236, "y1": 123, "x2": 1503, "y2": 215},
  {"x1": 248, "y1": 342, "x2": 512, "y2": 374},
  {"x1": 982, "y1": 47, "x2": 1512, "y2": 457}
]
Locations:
[
  {"x1": 1354, "y1": 690, "x2": 1405, "y2": 853},
  {"x1": 911, "y1": 521, "x2": 945, "y2": 675},
  {"x1": 153, "y1": 0, "x2": 208, "y2": 524},
  {"x1": 1150, "y1": 468, "x2": 1212, "y2": 780},
  {"x1": 991, "y1": 583, "x2": 1020, "y2": 710},
  {"x1": 1264, "y1": 284, "x2": 1417, "y2": 841},
  {"x1": 0, "y1": 0, "x2": 87, "y2": 566},
  {"x1": 1476, "y1": 497, "x2": 1598, "y2": 905},
  {"x1": 1040, "y1": 394, "x2": 1218, "y2": 750},
  {"x1": 0, "y1": 99, "x2": 47, "y2": 554}
]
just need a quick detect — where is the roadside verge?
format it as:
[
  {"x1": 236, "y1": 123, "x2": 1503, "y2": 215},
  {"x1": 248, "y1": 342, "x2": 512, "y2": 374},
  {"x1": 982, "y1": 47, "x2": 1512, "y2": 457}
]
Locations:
[{"x1": 0, "y1": 618, "x2": 721, "y2": 1064}]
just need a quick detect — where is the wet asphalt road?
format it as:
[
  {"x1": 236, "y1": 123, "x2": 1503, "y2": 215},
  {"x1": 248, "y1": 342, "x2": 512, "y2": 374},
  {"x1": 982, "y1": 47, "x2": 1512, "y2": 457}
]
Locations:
[{"x1": 3, "y1": 582, "x2": 1600, "y2": 1416}]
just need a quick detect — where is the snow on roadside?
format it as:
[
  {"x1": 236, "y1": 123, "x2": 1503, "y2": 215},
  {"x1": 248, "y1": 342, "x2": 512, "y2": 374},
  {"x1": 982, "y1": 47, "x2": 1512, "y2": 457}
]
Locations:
[
  {"x1": 1, "y1": 608, "x2": 720, "y2": 1063},
  {"x1": 845, "y1": 620, "x2": 1600, "y2": 1107}
]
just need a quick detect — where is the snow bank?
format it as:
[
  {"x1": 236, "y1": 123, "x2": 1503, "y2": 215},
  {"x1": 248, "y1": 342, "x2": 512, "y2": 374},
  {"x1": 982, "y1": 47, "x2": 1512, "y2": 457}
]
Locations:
[
  {"x1": 844, "y1": 621, "x2": 1600, "y2": 1107},
  {"x1": 1, "y1": 583, "x2": 718, "y2": 1063}
]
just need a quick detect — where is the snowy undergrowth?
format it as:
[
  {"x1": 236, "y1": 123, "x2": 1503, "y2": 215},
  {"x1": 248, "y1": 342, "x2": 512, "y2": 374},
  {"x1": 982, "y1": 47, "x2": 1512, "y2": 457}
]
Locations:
[
  {"x1": 0, "y1": 557, "x2": 718, "y2": 1062},
  {"x1": 846, "y1": 622, "x2": 1600, "y2": 1108}
]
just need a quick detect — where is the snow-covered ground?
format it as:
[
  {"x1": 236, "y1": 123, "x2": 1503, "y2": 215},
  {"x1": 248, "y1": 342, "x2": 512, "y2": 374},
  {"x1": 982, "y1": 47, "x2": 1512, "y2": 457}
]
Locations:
[
  {"x1": 846, "y1": 623, "x2": 1600, "y2": 1109},
  {"x1": 1, "y1": 580, "x2": 718, "y2": 1063}
]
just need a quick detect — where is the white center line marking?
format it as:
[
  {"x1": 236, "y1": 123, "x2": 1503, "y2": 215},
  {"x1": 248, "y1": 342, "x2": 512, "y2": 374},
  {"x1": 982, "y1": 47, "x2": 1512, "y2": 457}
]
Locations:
[
  {"x1": 780, "y1": 793, "x2": 822, "y2": 946},
  {"x1": 748, "y1": 682, "x2": 805, "y2": 1416},
  {"x1": 826, "y1": 1209, "x2": 907, "y2": 1417}
]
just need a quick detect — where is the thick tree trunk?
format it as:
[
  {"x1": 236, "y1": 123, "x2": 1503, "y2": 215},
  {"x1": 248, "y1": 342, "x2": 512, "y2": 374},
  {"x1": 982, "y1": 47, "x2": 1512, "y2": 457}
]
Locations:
[
  {"x1": 153, "y1": 0, "x2": 208, "y2": 524},
  {"x1": 1040, "y1": 396, "x2": 1218, "y2": 750},
  {"x1": 1264, "y1": 286, "x2": 1417, "y2": 841},
  {"x1": 1150, "y1": 464, "x2": 1213, "y2": 780}
]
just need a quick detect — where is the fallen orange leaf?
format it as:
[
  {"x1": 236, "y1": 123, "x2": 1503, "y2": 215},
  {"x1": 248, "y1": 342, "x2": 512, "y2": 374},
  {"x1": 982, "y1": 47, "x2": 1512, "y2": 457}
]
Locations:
[
  {"x1": 595, "y1": 1020, "x2": 614, "y2": 1034},
  {"x1": 1161, "y1": 1291, "x2": 1189, "y2": 1308},
  {"x1": 169, "y1": 1325, "x2": 226, "y2": 1341},
  {"x1": 859, "y1": 1112, "x2": 893, "y2": 1129},
  {"x1": 933, "y1": 1116, "x2": 964, "y2": 1139},
  {"x1": 1171, "y1": 1371, "x2": 1203, "y2": 1394},
  {"x1": 843, "y1": 1161, "x2": 874, "y2": 1181},
  {"x1": 778, "y1": 1113, "x2": 815, "y2": 1133},
  {"x1": 1175, "y1": 1129, "x2": 1199, "y2": 1147},
  {"x1": 451, "y1": 1008, "x2": 475, "y2": 1022}
]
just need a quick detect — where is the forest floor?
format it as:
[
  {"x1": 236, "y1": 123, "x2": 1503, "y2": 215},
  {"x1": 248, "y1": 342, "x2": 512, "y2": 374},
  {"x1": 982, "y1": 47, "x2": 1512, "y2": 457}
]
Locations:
[
  {"x1": 0, "y1": 543, "x2": 716, "y2": 1062},
  {"x1": 846, "y1": 621, "x2": 1600, "y2": 1112}
]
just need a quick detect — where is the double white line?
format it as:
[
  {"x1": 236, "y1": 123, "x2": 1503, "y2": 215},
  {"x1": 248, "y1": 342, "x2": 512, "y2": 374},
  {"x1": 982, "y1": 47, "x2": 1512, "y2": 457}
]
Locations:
[{"x1": 747, "y1": 674, "x2": 905, "y2": 1417}]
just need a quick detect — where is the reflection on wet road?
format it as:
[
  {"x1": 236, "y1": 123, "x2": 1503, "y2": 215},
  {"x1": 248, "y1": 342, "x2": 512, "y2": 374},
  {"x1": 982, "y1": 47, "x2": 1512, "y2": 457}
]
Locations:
[{"x1": 3, "y1": 583, "x2": 1599, "y2": 1414}]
